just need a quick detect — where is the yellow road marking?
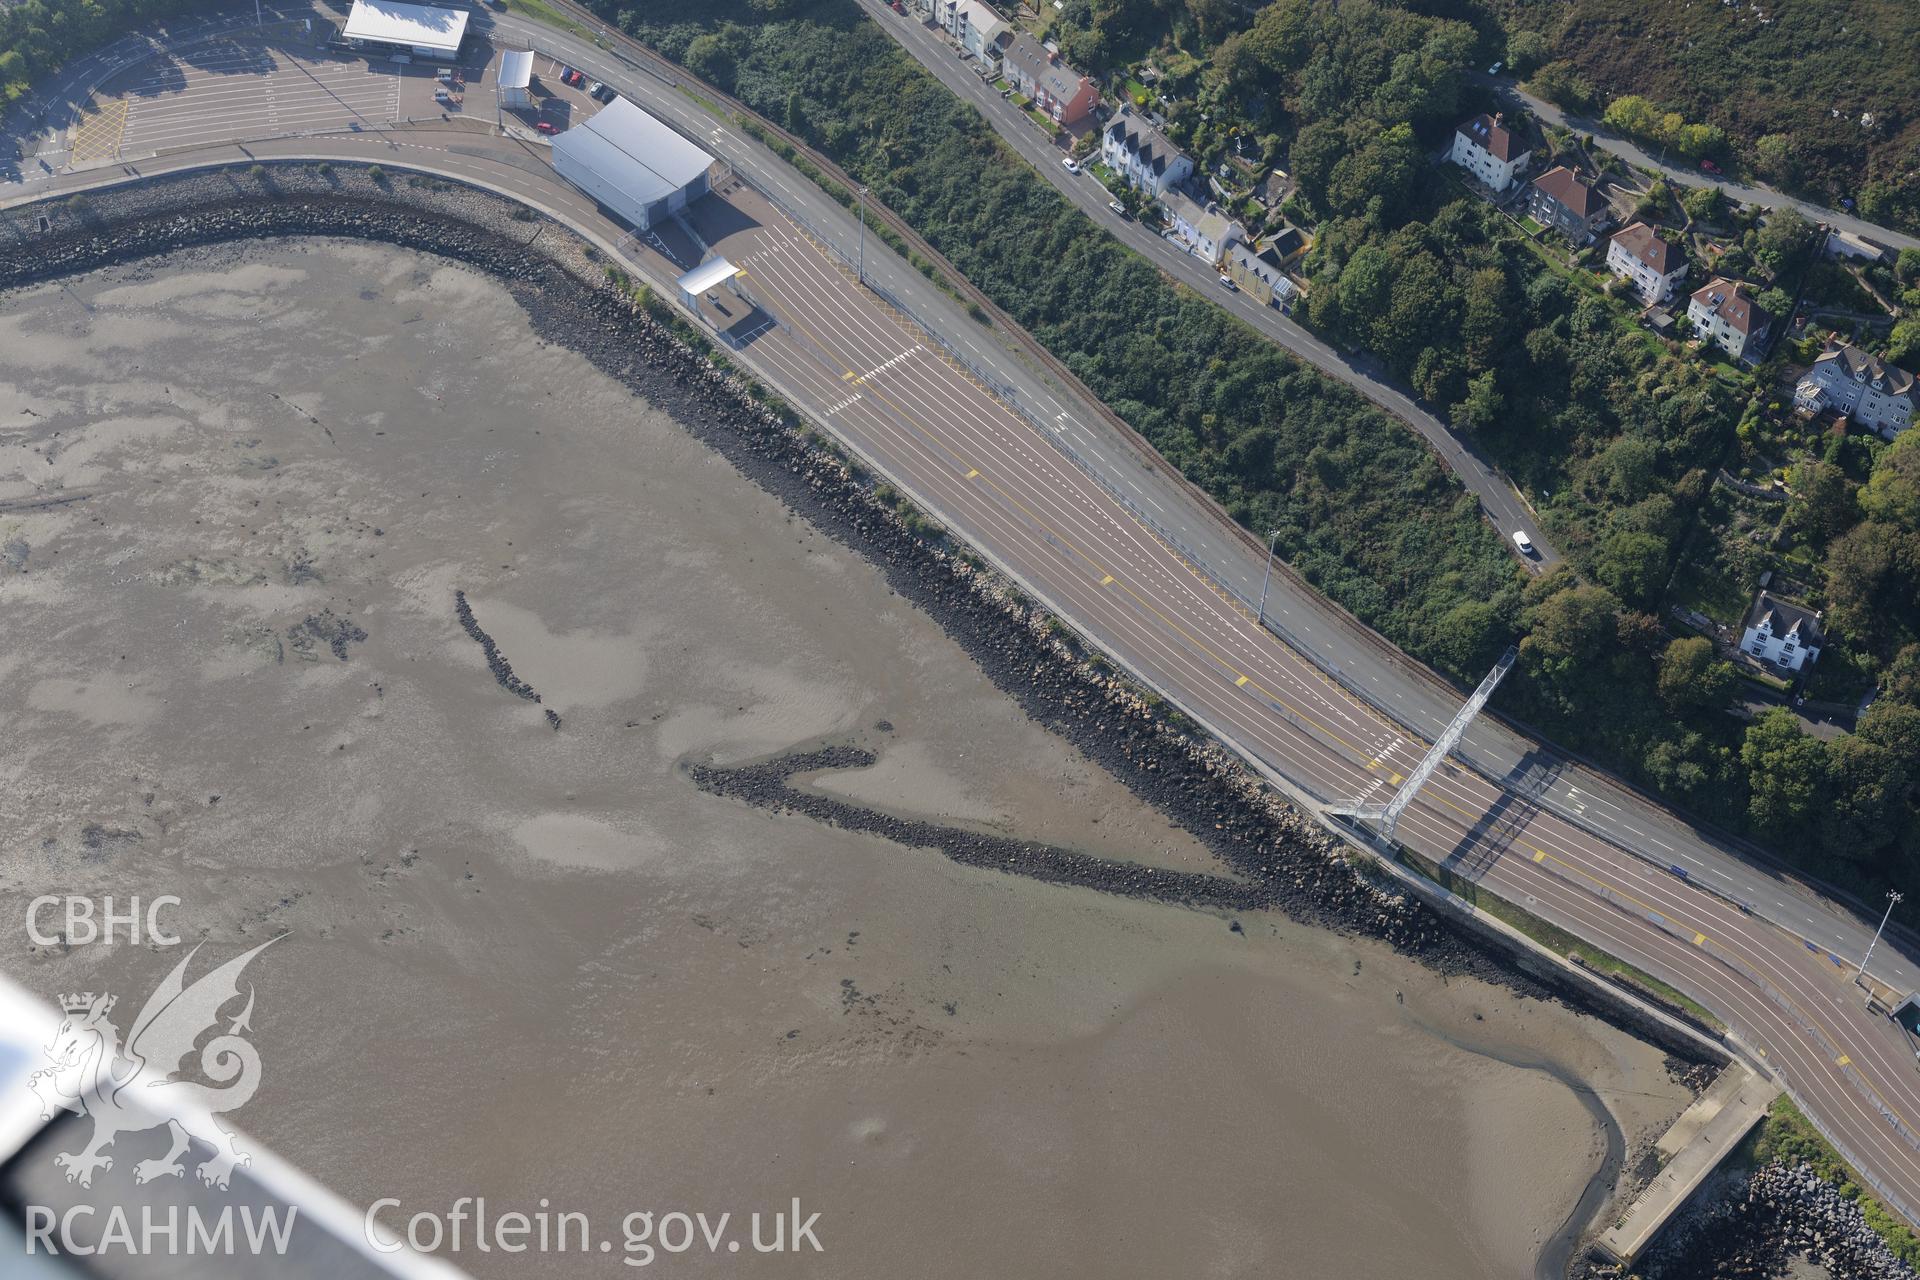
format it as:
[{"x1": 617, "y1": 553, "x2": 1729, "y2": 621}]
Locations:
[
  {"x1": 965, "y1": 468, "x2": 979, "y2": 479},
  {"x1": 775, "y1": 224, "x2": 1920, "y2": 1145},
  {"x1": 1694, "y1": 932, "x2": 1707, "y2": 946},
  {"x1": 69, "y1": 95, "x2": 129, "y2": 164},
  {"x1": 841, "y1": 370, "x2": 856, "y2": 381},
  {"x1": 1533, "y1": 849, "x2": 1548, "y2": 864},
  {"x1": 1235, "y1": 675, "x2": 1249, "y2": 687},
  {"x1": 1837, "y1": 1054, "x2": 1851, "y2": 1067},
  {"x1": 1388, "y1": 773, "x2": 1403, "y2": 786}
]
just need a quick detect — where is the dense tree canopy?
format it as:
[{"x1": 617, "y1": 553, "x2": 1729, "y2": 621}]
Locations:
[
  {"x1": 608, "y1": 0, "x2": 1920, "y2": 899},
  {"x1": 0, "y1": 0, "x2": 220, "y2": 101}
]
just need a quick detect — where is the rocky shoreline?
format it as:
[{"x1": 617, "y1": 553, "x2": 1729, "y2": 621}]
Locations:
[
  {"x1": 0, "y1": 159, "x2": 1728, "y2": 1039},
  {"x1": 2, "y1": 162, "x2": 1760, "y2": 1269},
  {"x1": 1616, "y1": 1162, "x2": 1917, "y2": 1279}
]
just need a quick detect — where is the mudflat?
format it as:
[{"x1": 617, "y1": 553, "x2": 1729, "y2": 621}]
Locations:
[{"x1": 0, "y1": 239, "x2": 1690, "y2": 1277}]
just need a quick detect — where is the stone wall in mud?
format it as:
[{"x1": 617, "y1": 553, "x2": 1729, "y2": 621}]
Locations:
[{"x1": 0, "y1": 162, "x2": 1725, "y2": 1073}]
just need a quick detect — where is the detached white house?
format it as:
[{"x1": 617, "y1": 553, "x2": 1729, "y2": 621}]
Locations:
[
  {"x1": 1449, "y1": 113, "x2": 1527, "y2": 193},
  {"x1": 1741, "y1": 593, "x2": 1824, "y2": 673},
  {"x1": 1794, "y1": 341, "x2": 1915, "y2": 439},
  {"x1": 1687, "y1": 277, "x2": 1772, "y2": 362},
  {"x1": 1101, "y1": 106, "x2": 1192, "y2": 198},
  {"x1": 1606, "y1": 222, "x2": 1689, "y2": 304}
]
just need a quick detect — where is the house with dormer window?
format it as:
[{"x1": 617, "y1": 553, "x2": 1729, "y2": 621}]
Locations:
[
  {"x1": 1687, "y1": 278, "x2": 1772, "y2": 363},
  {"x1": 1741, "y1": 592, "x2": 1824, "y2": 674},
  {"x1": 1449, "y1": 113, "x2": 1527, "y2": 193},
  {"x1": 1605, "y1": 222, "x2": 1689, "y2": 304},
  {"x1": 1000, "y1": 34, "x2": 1100, "y2": 127},
  {"x1": 1527, "y1": 166, "x2": 1608, "y2": 242},
  {"x1": 1102, "y1": 106, "x2": 1192, "y2": 198},
  {"x1": 1794, "y1": 341, "x2": 1915, "y2": 440}
]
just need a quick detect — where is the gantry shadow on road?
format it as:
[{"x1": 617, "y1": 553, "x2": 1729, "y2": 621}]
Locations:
[{"x1": 1441, "y1": 749, "x2": 1567, "y2": 881}]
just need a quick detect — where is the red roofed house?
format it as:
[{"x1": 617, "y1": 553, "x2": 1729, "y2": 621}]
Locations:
[
  {"x1": 1605, "y1": 222, "x2": 1689, "y2": 304},
  {"x1": 1449, "y1": 113, "x2": 1527, "y2": 192},
  {"x1": 1000, "y1": 33, "x2": 1101, "y2": 128},
  {"x1": 1526, "y1": 165, "x2": 1609, "y2": 242},
  {"x1": 1687, "y1": 277, "x2": 1773, "y2": 362}
]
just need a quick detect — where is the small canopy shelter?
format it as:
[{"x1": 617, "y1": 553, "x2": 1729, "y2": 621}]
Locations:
[{"x1": 675, "y1": 256, "x2": 742, "y2": 304}]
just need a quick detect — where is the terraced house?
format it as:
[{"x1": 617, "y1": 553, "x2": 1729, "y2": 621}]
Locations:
[
  {"x1": 1102, "y1": 106, "x2": 1192, "y2": 198},
  {"x1": 1794, "y1": 341, "x2": 1915, "y2": 438},
  {"x1": 1162, "y1": 190, "x2": 1244, "y2": 264},
  {"x1": 936, "y1": 0, "x2": 1008, "y2": 69},
  {"x1": 1687, "y1": 277, "x2": 1771, "y2": 362},
  {"x1": 999, "y1": 33, "x2": 1100, "y2": 127}
]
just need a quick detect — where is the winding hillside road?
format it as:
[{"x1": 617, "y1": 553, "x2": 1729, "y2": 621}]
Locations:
[{"x1": 6, "y1": 0, "x2": 1920, "y2": 1236}]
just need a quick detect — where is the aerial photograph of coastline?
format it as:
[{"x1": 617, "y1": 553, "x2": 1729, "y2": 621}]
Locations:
[{"x1": 3, "y1": 0, "x2": 1919, "y2": 1277}]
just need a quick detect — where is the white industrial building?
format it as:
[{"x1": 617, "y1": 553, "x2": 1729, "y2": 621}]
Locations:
[
  {"x1": 497, "y1": 50, "x2": 534, "y2": 110},
  {"x1": 341, "y1": 0, "x2": 468, "y2": 59},
  {"x1": 550, "y1": 98, "x2": 714, "y2": 232}
]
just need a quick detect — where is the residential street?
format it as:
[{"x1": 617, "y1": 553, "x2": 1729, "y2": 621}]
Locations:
[
  {"x1": 10, "y1": 0, "x2": 1920, "y2": 1042},
  {"x1": 1497, "y1": 78, "x2": 1920, "y2": 255},
  {"x1": 853, "y1": 0, "x2": 1560, "y2": 566},
  {"x1": 8, "y1": 0, "x2": 1920, "y2": 1231}
]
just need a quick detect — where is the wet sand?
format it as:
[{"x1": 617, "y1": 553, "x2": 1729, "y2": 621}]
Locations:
[{"x1": 0, "y1": 239, "x2": 1691, "y2": 1277}]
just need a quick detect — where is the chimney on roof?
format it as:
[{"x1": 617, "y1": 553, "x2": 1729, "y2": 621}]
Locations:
[{"x1": 1493, "y1": 112, "x2": 1504, "y2": 126}]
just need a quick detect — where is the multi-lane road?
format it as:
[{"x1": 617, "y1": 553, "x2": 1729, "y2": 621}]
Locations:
[
  {"x1": 849, "y1": 0, "x2": 1559, "y2": 564},
  {"x1": 478, "y1": 0, "x2": 1920, "y2": 992},
  {"x1": 7, "y1": 0, "x2": 1920, "y2": 1232}
]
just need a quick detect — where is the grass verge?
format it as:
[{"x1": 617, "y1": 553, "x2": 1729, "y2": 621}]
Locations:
[
  {"x1": 729, "y1": 117, "x2": 972, "y2": 311},
  {"x1": 1400, "y1": 846, "x2": 1728, "y2": 1034},
  {"x1": 1741, "y1": 1095, "x2": 1920, "y2": 1268},
  {"x1": 498, "y1": 0, "x2": 597, "y2": 42}
]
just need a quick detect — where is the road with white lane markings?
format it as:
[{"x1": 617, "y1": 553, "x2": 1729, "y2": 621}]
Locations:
[{"x1": 7, "y1": 0, "x2": 1920, "y2": 1228}]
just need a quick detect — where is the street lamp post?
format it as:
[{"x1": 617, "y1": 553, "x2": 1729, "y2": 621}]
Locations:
[
  {"x1": 1855, "y1": 890, "x2": 1904, "y2": 987},
  {"x1": 857, "y1": 187, "x2": 868, "y2": 284},
  {"x1": 1256, "y1": 530, "x2": 1280, "y2": 628}
]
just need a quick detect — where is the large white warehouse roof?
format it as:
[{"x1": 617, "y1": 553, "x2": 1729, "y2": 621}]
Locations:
[
  {"x1": 497, "y1": 49, "x2": 534, "y2": 91},
  {"x1": 552, "y1": 97, "x2": 714, "y2": 212},
  {"x1": 342, "y1": 0, "x2": 468, "y2": 54}
]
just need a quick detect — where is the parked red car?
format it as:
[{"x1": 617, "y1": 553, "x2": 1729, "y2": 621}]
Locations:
[
  {"x1": 535, "y1": 120, "x2": 557, "y2": 135},
  {"x1": 1701, "y1": 158, "x2": 1722, "y2": 175}
]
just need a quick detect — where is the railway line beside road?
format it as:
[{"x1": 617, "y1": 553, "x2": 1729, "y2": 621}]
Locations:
[{"x1": 6, "y1": 0, "x2": 1920, "y2": 1235}]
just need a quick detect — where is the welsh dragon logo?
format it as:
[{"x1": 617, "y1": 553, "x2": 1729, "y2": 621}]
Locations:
[{"x1": 26, "y1": 938, "x2": 281, "y2": 1191}]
